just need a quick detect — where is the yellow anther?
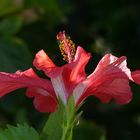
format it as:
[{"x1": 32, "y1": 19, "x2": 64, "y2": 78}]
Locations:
[{"x1": 57, "y1": 31, "x2": 76, "y2": 63}]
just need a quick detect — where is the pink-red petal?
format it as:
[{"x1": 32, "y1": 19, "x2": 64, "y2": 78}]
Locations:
[
  {"x1": 131, "y1": 70, "x2": 140, "y2": 84},
  {"x1": 0, "y1": 68, "x2": 57, "y2": 112},
  {"x1": 90, "y1": 79, "x2": 132, "y2": 104},
  {"x1": 26, "y1": 88, "x2": 57, "y2": 112},
  {"x1": 73, "y1": 54, "x2": 132, "y2": 105},
  {"x1": 33, "y1": 50, "x2": 60, "y2": 77},
  {"x1": 0, "y1": 68, "x2": 37, "y2": 97}
]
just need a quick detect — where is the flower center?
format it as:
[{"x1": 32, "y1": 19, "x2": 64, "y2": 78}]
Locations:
[{"x1": 56, "y1": 31, "x2": 76, "y2": 63}]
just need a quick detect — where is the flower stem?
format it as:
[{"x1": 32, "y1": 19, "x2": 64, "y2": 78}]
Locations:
[
  {"x1": 61, "y1": 123, "x2": 73, "y2": 140},
  {"x1": 61, "y1": 96, "x2": 75, "y2": 140}
]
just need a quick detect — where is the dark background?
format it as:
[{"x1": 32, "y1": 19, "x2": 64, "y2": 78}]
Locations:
[{"x1": 0, "y1": 0, "x2": 140, "y2": 139}]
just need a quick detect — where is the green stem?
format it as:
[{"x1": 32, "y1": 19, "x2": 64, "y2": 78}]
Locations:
[
  {"x1": 60, "y1": 96, "x2": 76, "y2": 140},
  {"x1": 61, "y1": 122, "x2": 73, "y2": 140}
]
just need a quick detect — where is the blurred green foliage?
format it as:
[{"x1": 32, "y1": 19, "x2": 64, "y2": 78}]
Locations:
[
  {"x1": 0, "y1": 0, "x2": 140, "y2": 139},
  {"x1": 0, "y1": 124, "x2": 40, "y2": 140}
]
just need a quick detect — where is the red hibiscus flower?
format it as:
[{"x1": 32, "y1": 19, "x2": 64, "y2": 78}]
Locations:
[{"x1": 0, "y1": 31, "x2": 133, "y2": 112}]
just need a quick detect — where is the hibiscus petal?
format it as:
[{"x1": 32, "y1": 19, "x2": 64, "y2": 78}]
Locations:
[
  {"x1": 131, "y1": 70, "x2": 140, "y2": 84},
  {"x1": 0, "y1": 68, "x2": 57, "y2": 112},
  {"x1": 88, "y1": 54, "x2": 132, "y2": 81},
  {"x1": 26, "y1": 88, "x2": 57, "y2": 112},
  {"x1": 66, "y1": 46, "x2": 91, "y2": 87},
  {"x1": 0, "y1": 68, "x2": 35, "y2": 97},
  {"x1": 73, "y1": 54, "x2": 132, "y2": 105},
  {"x1": 33, "y1": 50, "x2": 60, "y2": 77},
  {"x1": 91, "y1": 79, "x2": 132, "y2": 104}
]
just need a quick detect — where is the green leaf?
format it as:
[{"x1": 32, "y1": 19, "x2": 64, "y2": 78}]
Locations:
[
  {"x1": 0, "y1": 37, "x2": 32, "y2": 72},
  {"x1": 43, "y1": 96, "x2": 77, "y2": 140},
  {"x1": 65, "y1": 96, "x2": 76, "y2": 125},
  {"x1": 0, "y1": 16, "x2": 23, "y2": 35},
  {"x1": 43, "y1": 100, "x2": 65, "y2": 140},
  {"x1": 0, "y1": 124, "x2": 40, "y2": 140}
]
